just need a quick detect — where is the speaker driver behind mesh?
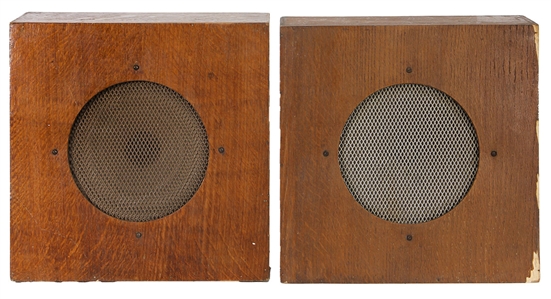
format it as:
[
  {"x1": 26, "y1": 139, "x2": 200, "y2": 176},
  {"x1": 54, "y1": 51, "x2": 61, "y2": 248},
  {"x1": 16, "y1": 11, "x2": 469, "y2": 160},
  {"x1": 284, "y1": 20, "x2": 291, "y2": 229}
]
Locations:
[
  {"x1": 69, "y1": 81, "x2": 209, "y2": 222},
  {"x1": 338, "y1": 84, "x2": 479, "y2": 224}
]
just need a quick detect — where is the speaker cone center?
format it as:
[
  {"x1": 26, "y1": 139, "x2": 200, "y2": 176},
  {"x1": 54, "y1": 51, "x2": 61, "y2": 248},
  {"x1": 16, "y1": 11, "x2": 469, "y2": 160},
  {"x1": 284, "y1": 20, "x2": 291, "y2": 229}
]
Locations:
[{"x1": 125, "y1": 131, "x2": 161, "y2": 168}]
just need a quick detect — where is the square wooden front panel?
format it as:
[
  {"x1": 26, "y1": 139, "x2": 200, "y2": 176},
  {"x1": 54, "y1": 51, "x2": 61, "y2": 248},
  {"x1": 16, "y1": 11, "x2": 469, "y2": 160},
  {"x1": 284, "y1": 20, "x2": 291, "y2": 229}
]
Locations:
[
  {"x1": 10, "y1": 13, "x2": 269, "y2": 281},
  {"x1": 280, "y1": 16, "x2": 539, "y2": 283}
]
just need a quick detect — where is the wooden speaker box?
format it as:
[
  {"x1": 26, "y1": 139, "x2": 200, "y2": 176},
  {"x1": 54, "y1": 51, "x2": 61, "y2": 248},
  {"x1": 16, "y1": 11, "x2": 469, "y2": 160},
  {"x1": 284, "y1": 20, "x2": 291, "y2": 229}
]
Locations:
[
  {"x1": 280, "y1": 16, "x2": 539, "y2": 283},
  {"x1": 10, "y1": 12, "x2": 269, "y2": 281}
]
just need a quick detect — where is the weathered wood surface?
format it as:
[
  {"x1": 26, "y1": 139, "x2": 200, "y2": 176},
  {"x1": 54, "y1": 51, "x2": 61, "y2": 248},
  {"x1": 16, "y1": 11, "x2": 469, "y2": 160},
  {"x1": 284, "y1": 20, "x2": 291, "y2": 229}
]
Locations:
[{"x1": 280, "y1": 16, "x2": 538, "y2": 283}]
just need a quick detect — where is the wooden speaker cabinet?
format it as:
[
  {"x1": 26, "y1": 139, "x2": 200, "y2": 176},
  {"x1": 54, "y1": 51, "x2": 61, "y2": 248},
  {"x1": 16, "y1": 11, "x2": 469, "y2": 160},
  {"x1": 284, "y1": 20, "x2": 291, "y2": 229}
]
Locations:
[
  {"x1": 10, "y1": 13, "x2": 269, "y2": 281},
  {"x1": 280, "y1": 16, "x2": 539, "y2": 283}
]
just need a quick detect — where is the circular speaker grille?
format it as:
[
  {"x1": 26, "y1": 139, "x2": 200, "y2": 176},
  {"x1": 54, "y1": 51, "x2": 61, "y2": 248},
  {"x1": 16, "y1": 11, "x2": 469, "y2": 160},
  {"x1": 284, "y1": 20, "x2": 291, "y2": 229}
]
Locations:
[
  {"x1": 338, "y1": 84, "x2": 479, "y2": 224},
  {"x1": 69, "y1": 81, "x2": 209, "y2": 222}
]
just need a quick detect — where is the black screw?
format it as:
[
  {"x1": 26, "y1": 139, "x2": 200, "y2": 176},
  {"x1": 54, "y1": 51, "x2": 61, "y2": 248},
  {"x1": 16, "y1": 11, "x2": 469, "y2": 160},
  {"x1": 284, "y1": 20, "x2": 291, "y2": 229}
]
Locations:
[
  {"x1": 406, "y1": 235, "x2": 413, "y2": 241},
  {"x1": 133, "y1": 64, "x2": 140, "y2": 71},
  {"x1": 218, "y1": 147, "x2": 225, "y2": 154},
  {"x1": 136, "y1": 232, "x2": 142, "y2": 238},
  {"x1": 51, "y1": 149, "x2": 58, "y2": 155},
  {"x1": 406, "y1": 67, "x2": 412, "y2": 73},
  {"x1": 491, "y1": 151, "x2": 497, "y2": 157},
  {"x1": 323, "y1": 150, "x2": 329, "y2": 157}
]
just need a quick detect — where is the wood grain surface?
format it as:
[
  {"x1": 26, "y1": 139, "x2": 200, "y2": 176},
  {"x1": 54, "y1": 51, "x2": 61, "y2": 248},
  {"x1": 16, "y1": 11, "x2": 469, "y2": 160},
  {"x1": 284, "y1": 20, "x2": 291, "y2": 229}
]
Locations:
[
  {"x1": 280, "y1": 16, "x2": 539, "y2": 283},
  {"x1": 13, "y1": 12, "x2": 269, "y2": 24},
  {"x1": 10, "y1": 13, "x2": 269, "y2": 281},
  {"x1": 280, "y1": 15, "x2": 535, "y2": 26}
]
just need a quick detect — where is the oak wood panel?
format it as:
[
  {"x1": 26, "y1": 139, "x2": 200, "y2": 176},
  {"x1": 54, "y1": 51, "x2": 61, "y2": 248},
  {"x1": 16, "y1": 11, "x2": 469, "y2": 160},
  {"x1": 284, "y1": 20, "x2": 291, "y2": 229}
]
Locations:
[
  {"x1": 11, "y1": 13, "x2": 269, "y2": 281},
  {"x1": 280, "y1": 16, "x2": 538, "y2": 283}
]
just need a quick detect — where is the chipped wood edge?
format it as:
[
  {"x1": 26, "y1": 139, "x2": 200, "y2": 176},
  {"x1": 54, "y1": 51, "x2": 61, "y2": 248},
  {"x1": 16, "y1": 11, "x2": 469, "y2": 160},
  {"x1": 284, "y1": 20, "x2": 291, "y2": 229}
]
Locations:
[
  {"x1": 536, "y1": 120, "x2": 539, "y2": 145},
  {"x1": 533, "y1": 24, "x2": 539, "y2": 61},
  {"x1": 536, "y1": 173, "x2": 539, "y2": 209},
  {"x1": 527, "y1": 251, "x2": 540, "y2": 283},
  {"x1": 536, "y1": 120, "x2": 539, "y2": 209}
]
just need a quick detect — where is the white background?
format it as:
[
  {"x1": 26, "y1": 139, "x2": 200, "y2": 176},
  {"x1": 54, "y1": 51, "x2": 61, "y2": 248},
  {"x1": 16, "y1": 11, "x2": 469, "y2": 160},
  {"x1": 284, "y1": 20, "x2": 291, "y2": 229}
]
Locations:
[{"x1": 0, "y1": 0, "x2": 549, "y2": 298}]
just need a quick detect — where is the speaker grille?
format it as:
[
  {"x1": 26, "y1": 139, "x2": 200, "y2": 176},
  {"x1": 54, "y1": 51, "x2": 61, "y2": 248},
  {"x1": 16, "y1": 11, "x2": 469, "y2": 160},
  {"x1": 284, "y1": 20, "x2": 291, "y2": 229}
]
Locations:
[
  {"x1": 69, "y1": 81, "x2": 209, "y2": 222},
  {"x1": 338, "y1": 84, "x2": 479, "y2": 224}
]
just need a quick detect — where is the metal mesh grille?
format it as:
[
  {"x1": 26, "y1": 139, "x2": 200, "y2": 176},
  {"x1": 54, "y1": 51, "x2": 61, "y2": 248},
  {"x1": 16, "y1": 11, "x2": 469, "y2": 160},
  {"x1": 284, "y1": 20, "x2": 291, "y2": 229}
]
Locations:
[
  {"x1": 69, "y1": 81, "x2": 209, "y2": 222},
  {"x1": 338, "y1": 84, "x2": 479, "y2": 224}
]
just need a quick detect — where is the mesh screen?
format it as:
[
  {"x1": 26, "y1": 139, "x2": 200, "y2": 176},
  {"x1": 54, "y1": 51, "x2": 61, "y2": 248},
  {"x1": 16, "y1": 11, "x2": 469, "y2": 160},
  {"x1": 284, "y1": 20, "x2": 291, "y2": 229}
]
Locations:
[
  {"x1": 69, "y1": 81, "x2": 209, "y2": 222},
  {"x1": 338, "y1": 84, "x2": 479, "y2": 224}
]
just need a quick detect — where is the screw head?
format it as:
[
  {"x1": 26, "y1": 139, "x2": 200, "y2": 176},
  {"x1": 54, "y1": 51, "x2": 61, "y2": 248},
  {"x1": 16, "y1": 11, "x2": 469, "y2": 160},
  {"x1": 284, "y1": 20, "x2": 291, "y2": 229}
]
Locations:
[
  {"x1": 133, "y1": 64, "x2": 140, "y2": 71},
  {"x1": 406, "y1": 235, "x2": 413, "y2": 241},
  {"x1": 406, "y1": 67, "x2": 413, "y2": 73},
  {"x1": 218, "y1": 147, "x2": 225, "y2": 154},
  {"x1": 136, "y1": 232, "x2": 142, "y2": 238},
  {"x1": 323, "y1": 150, "x2": 329, "y2": 157},
  {"x1": 51, "y1": 149, "x2": 58, "y2": 155},
  {"x1": 491, "y1": 151, "x2": 497, "y2": 157}
]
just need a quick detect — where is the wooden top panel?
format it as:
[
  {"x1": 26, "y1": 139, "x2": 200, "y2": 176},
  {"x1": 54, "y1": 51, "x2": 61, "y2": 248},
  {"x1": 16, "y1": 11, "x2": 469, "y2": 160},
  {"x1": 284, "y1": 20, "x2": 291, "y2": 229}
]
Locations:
[
  {"x1": 281, "y1": 15, "x2": 536, "y2": 26},
  {"x1": 12, "y1": 12, "x2": 269, "y2": 24}
]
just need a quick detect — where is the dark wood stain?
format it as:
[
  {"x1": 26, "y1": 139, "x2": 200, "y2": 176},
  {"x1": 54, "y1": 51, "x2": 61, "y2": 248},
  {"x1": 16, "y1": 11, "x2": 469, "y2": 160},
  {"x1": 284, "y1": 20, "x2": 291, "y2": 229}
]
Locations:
[
  {"x1": 10, "y1": 13, "x2": 269, "y2": 282},
  {"x1": 280, "y1": 16, "x2": 538, "y2": 283}
]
